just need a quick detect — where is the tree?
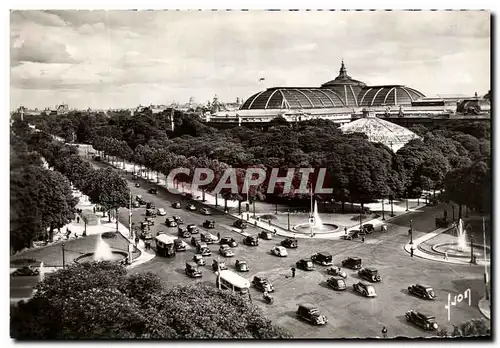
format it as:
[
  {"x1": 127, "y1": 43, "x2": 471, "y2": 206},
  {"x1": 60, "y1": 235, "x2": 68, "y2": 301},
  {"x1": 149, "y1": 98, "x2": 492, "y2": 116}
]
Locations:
[
  {"x1": 11, "y1": 262, "x2": 291, "y2": 339},
  {"x1": 437, "y1": 318, "x2": 490, "y2": 338}
]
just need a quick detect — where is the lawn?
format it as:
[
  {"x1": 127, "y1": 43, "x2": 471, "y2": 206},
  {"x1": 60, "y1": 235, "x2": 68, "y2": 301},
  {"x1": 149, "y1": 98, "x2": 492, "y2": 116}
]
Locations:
[{"x1": 10, "y1": 232, "x2": 140, "y2": 267}]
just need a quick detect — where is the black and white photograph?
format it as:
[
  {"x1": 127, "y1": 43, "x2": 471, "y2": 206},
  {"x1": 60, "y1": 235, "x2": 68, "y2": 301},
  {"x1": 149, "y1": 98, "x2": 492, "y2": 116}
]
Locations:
[{"x1": 8, "y1": 7, "x2": 492, "y2": 340}]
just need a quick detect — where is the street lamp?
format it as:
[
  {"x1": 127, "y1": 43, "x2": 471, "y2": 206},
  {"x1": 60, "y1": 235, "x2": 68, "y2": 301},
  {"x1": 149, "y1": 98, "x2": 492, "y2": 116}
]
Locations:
[
  {"x1": 287, "y1": 209, "x2": 290, "y2": 231},
  {"x1": 253, "y1": 201, "x2": 256, "y2": 218},
  {"x1": 382, "y1": 198, "x2": 385, "y2": 220},
  {"x1": 452, "y1": 205, "x2": 455, "y2": 222},
  {"x1": 409, "y1": 219, "x2": 413, "y2": 245},
  {"x1": 405, "y1": 193, "x2": 409, "y2": 212},
  {"x1": 62, "y1": 243, "x2": 66, "y2": 269},
  {"x1": 467, "y1": 225, "x2": 475, "y2": 264}
]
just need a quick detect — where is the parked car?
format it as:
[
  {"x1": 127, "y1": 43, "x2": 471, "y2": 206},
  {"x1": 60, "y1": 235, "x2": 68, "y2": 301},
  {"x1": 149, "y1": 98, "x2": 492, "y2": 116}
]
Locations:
[
  {"x1": 132, "y1": 201, "x2": 140, "y2": 208},
  {"x1": 165, "y1": 217, "x2": 177, "y2": 227},
  {"x1": 174, "y1": 239, "x2": 186, "y2": 252},
  {"x1": 157, "y1": 208, "x2": 167, "y2": 216},
  {"x1": 219, "y1": 237, "x2": 238, "y2": 247},
  {"x1": 212, "y1": 259, "x2": 228, "y2": 272},
  {"x1": 148, "y1": 188, "x2": 158, "y2": 194},
  {"x1": 219, "y1": 244, "x2": 235, "y2": 257},
  {"x1": 358, "y1": 268, "x2": 382, "y2": 282},
  {"x1": 252, "y1": 275, "x2": 275, "y2": 292},
  {"x1": 362, "y1": 224, "x2": 375, "y2": 234},
  {"x1": 12, "y1": 266, "x2": 39, "y2": 277},
  {"x1": 172, "y1": 216, "x2": 184, "y2": 224},
  {"x1": 203, "y1": 219, "x2": 215, "y2": 229},
  {"x1": 327, "y1": 276, "x2": 347, "y2": 291},
  {"x1": 296, "y1": 258, "x2": 314, "y2": 271},
  {"x1": 281, "y1": 237, "x2": 298, "y2": 248},
  {"x1": 178, "y1": 226, "x2": 191, "y2": 238},
  {"x1": 186, "y1": 204, "x2": 196, "y2": 211},
  {"x1": 296, "y1": 303, "x2": 328, "y2": 325},
  {"x1": 343, "y1": 229, "x2": 360, "y2": 240},
  {"x1": 271, "y1": 246, "x2": 288, "y2": 257},
  {"x1": 145, "y1": 209, "x2": 156, "y2": 217},
  {"x1": 200, "y1": 207, "x2": 212, "y2": 215},
  {"x1": 405, "y1": 310, "x2": 439, "y2": 331},
  {"x1": 258, "y1": 231, "x2": 273, "y2": 240},
  {"x1": 185, "y1": 262, "x2": 202, "y2": 278},
  {"x1": 135, "y1": 183, "x2": 140, "y2": 188},
  {"x1": 144, "y1": 217, "x2": 155, "y2": 226},
  {"x1": 243, "y1": 235, "x2": 259, "y2": 246},
  {"x1": 353, "y1": 281, "x2": 377, "y2": 297},
  {"x1": 172, "y1": 202, "x2": 182, "y2": 209},
  {"x1": 201, "y1": 232, "x2": 217, "y2": 244},
  {"x1": 196, "y1": 242, "x2": 211, "y2": 256},
  {"x1": 233, "y1": 219, "x2": 248, "y2": 229},
  {"x1": 408, "y1": 284, "x2": 436, "y2": 300},
  {"x1": 135, "y1": 195, "x2": 146, "y2": 205},
  {"x1": 342, "y1": 256, "x2": 362, "y2": 270},
  {"x1": 146, "y1": 202, "x2": 156, "y2": 210},
  {"x1": 311, "y1": 252, "x2": 333, "y2": 266},
  {"x1": 235, "y1": 260, "x2": 249, "y2": 272},
  {"x1": 187, "y1": 223, "x2": 199, "y2": 234},
  {"x1": 192, "y1": 254, "x2": 206, "y2": 266},
  {"x1": 327, "y1": 266, "x2": 347, "y2": 278},
  {"x1": 191, "y1": 236, "x2": 200, "y2": 246}
]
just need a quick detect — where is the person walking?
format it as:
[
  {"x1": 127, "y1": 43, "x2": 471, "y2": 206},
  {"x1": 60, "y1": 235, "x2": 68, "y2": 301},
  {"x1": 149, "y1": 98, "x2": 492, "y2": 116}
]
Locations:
[
  {"x1": 361, "y1": 235, "x2": 365, "y2": 243},
  {"x1": 410, "y1": 247, "x2": 414, "y2": 258},
  {"x1": 217, "y1": 232, "x2": 221, "y2": 241},
  {"x1": 273, "y1": 229, "x2": 277, "y2": 236},
  {"x1": 382, "y1": 326, "x2": 387, "y2": 338},
  {"x1": 135, "y1": 236, "x2": 140, "y2": 247},
  {"x1": 344, "y1": 227, "x2": 347, "y2": 236},
  {"x1": 444, "y1": 250, "x2": 448, "y2": 260},
  {"x1": 291, "y1": 267, "x2": 296, "y2": 278},
  {"x1": 77, "y1": 216, "x2": 80, "y2": 224}
]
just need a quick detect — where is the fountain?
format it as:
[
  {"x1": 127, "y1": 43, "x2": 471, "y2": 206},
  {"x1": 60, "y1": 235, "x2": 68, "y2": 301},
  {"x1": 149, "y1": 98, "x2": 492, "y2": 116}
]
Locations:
[
  {"x1": 74, "y1": 233, "x2": 128, "y2": 264},
  {"x1": 456, "y1": 219, "x2": 467, "y2": 251},
  {"x1": 292, "y1": 199, "x2": 338, "y2": 235}
]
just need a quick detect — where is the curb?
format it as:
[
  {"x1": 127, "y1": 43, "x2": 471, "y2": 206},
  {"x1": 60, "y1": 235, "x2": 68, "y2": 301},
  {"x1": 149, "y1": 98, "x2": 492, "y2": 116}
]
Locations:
[{"x1": 478, "y1": 296, "x2": 491, "y2": 320}]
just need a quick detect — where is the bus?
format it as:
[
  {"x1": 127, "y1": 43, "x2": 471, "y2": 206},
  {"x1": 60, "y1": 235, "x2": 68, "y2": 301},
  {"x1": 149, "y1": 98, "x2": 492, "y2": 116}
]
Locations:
[
  {"x1": 155, "y1": 234, "x2": 176, "y2": 257},
  {"x1": 215, "y1": 270, "x2": 250, "y2": 294}
]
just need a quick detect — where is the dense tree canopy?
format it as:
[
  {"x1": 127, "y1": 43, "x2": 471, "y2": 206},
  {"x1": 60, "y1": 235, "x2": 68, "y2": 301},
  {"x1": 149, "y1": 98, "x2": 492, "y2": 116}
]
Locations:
[{"x1": 11, "y1": 262, "x2": 291, "y2": 339}]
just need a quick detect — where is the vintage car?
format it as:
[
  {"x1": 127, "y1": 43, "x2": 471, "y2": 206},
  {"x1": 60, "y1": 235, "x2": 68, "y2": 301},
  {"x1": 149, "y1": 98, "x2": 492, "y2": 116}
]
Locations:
[
  {"x1": 165, "y1": 217, "x2": 178, "y2": 227},
  {"x1": 135, "y1": 183, "x2": 140, "y2": 188},
  {"x1": 353, "y1": 281, "x2": 377, "y2": 297},
  {"x1": 132, "y1": 174, "x2": 139, "y2": 180},
  {"x1": 157, "y1": 208, "x2": 167, "y2": 216},
  {"x1": 192, "y1": 254, "x2": 206, "y2": 266},
  {"x1": 281, "y1": 237, "x2": 298, "y2": 249},
  {"x1": 178, "y1": 226, "x2": 191, "y2": 238},
  {"x1": 200, "y1": 207, "x2": 212, "y2": 215},
  {"x1": 296, "y1": 258, "x2": 314, "y2": 271},
  {"x1": 187, "y1": 223, "x2": 199, "y2": 234},
  {"x1": 233, "y1": 219, "x2": 248, "y2": 229},
  {"x1": 408, "y1": 284, "x2": 436, "y2": 300},
  {"x1": 201, "y1": 232, "x2": 218, "y2": 244},
  {"x1": 185, "y1": 262, "x2": 202, "y2": 278},
  {"x1": 172, "y1": 216, "x2": 184, "y2": 224},
  {"x1": 132, "y1": 200, "x2": 140, "y2": 208},
  {"x1": 212, "y1": 259, "x2": 228, "y2": 272},
  {"x1": 311, "y1": 252, "x2": 333, "y2": 266},
  {"x1": 252, "y1": 275, "x2": 275, "y2": 293},
  {"x1": 135, "y1": 195, "x2": 146, "y2": 205},
  {"x1": 242, "y1": 235, "x2": 259, "y2": 246},
  {"x1": 296, "y1": 303, "x2": 328, "y2": 325},
  {"x1": 358, "y1": 268, "x2": 382, "y2": 282},
  {"x1": 141, "y1": 231, "x2": 153, "y2": 241},
  {"x1": 343, "y1": 229, "x2": 361, "y2": 240},
  {"x1": 326, "y1": 266, "x2": 347, "y2": 278},
  {"x1": 258, "y1": 231, "x2": 273, "y2": 240},
  {"x1": 203, "y1": 219, "x2": 215, "y2": 229},
  {"x1": 219, "y1": 244, "x2": 235, "y2": 257},
  {"x1": 145, "y1": 209, "x2": 156, "y2": 217},
  {"x1": 196, "y1": 242, "x2": 211, "y2": 256},
  {"x1": 171, "y1": 202, "x2": 182, "y2": 209},
  {"x1": 144, "y1": 217, "x2": 155, "y2": 226},
  {"x1": 219, "y1": 237, "x2": 238, "y2": 247},
  {"x1": 174, "y1": 239, "x2": 187, "y2": 252},
  {"x1": 191, "y1": 236, "x2": 200, "y2": 246},
  {"x1": 146, "y1": 202, "x2": 156, "y2": 210},
  {"x1": 148, "y1": 188, "x2": 158, "y2": 195},
  {"x1": 362, "y1": 223, "x2": 375, "y2": 234},
  {"x1": 405, "y1": 310, "x2": 439, "y2": 331},
  {"x1": 186, "y1": 204, "x2": 197, "y2": 211},
  {"x1": 235, "y1": 260, "x2": 249, "y2": 272},
  {"x1": 270, "y1": 246, "x2": 288, "y2": 257},
  {"x1": 11, "y1": 266, "x2": 40, "y2": 277},
  {"x1": 342, "y1": 256, "x2": 362, "y2": 270},
  {"x1": 327, "y1": 276, "x2": 347, "y2": 291}
]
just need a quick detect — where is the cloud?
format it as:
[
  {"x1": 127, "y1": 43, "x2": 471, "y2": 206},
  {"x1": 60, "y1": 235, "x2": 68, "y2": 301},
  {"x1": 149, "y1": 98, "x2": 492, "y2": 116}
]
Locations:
[
  {"x1": 11, "y1": 36, "x2": 76, "y2": 65},
  {"x1": 10, "y1": 10, "x2": 67, "y2": 27}
]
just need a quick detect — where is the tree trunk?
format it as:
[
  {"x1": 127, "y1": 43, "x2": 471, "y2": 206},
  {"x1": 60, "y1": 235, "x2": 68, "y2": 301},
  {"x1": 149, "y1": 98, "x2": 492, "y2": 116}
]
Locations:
[
  {"x1": 215, "y1": 194, "x2": 218, "y2": 206},
  {"x1": 202, "y1": 188, "x2": 206, "y2": 202},
  {"x1": 459, "y1": 204, "x2": 463, "y2": 220},
  {"x1": 108, "y1": 210, "x2": 112, "y2": 222},
  {"x1": 360, "y1": 202, "x2": 364, "y2": 212},
  {"x1": 238, "y1": 200, "x2": 242, "y2": 215},
  {"x1": 224, "y1": 199, "x2": 228, "y2": 211},
  {"x1": 49, "y1": 226, "x2": 54, "y2": 242},
  {"x1": 341, "y1": 201, "x2": 345, "y2": 214},
  {"x1": 433, "y1": 189, "x2": 436, "y2": 199},
  {"x1": 157, "y1": 171, "x2": 160, "y2": 183}
]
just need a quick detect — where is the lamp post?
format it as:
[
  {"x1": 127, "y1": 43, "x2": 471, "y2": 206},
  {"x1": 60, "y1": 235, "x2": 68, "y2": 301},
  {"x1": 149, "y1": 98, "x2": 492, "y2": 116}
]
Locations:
[
  {"x1": 390, "y1": 197, "x2": 394, "y2": 217},
  {"x1": 275, "y1": 203, "x2": 278, "y2": 215},
  {"x1": 405, "y1": 193, "x2": 409, "y2": 212},
  {"x1": 452, "y1": 205, "x2": 455, "y2": 222},
  {"x1": 287, "y1": 209, "x2": 290, "y2": 231},
  {"x1": 382, "y1": 198, "x2": 385, "y2": 220},
  {"x1": 83, "y1": 216, "x2": 87, "y2": 237},
  {"x1": 409, "y1": 219, "x2": 413, "y2": 245},
  {"x1": 62, "y1": 243, "x2": 66, "y2": 269},
  {"x1": 253, "y1": 201, "x2": 256, "y2": 218},
  {"x1": 467, "y1": 225, "x2": 474, "y2": 264},
  {"x1": 115, "y1": 208, "x2": 119, "y2": 233}
]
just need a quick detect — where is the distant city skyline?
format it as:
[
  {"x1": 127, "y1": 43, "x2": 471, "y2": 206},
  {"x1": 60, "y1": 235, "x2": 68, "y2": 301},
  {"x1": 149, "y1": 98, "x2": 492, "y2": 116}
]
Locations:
[{"x1": 11, "y1": 10, "x2": 490, "y2": 110}]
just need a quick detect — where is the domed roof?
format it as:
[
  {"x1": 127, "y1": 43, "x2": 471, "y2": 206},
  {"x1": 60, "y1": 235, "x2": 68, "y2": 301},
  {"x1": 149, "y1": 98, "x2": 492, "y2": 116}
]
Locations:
[
  {"x1": 240, "y1": 87, "x2": 346, "y2": 110},
  {"x1": 321, "y1": 61, "x2": 367, "y2": 88},
  {"x1": 358, "y1": 85, "x2": 425, "y2": 107},
  {"x1": 340, "y1": 112, "x2": 420, "y2": 151}
]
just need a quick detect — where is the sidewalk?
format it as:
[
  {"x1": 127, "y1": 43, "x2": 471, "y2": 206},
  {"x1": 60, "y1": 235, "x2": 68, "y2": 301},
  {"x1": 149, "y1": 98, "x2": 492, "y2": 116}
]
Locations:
[{"x1": 478, "y1": 296, "x2": 491, "y2": 320}]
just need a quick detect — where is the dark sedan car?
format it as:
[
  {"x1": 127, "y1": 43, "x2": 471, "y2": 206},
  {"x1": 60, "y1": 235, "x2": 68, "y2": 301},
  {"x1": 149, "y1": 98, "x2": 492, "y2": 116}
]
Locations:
[
  {"x1": 358, "y1": 267, "x2": 382, "y2": 282},
  {"x1": 171, "y1": 202, "x2": 182, "y2": 209},
  {"x1": 258, "y1": 231, "x2": 273, "y2": 240},
  {"x1": 296, "y1": 258, "x2": 314, "y2": 271},
  {"x1": 281, "y1": 237, "x2": 298, "y2": 248},
  {"x1": 219, "y1": 237, "x2": 238, "y2": 247},
  {"x1": 327, "y1": 277, "x2": 347, "y2": 291},
  {"x1": 408, "y1": 284, "x2": 436, "y2": 300},
  {"x1": 341, "y1": 256, "x2": 362, "y2": 270},
  {"x1": 405, "y1": 310, "x2": 439, "y2": 331},
  {"x1": 148, "y1": 188, "x2": 158, "y2": 194},
  {"x1": 242, "y1": 235, "x2": 259, "y2": 246}
]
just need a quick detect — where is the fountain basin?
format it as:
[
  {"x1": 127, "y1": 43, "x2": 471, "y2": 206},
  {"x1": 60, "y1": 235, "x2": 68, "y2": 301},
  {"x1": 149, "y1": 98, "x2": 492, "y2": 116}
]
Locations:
[
  {"x1": 432, "y1": 242, "x2": 490, "y2": 259},
  {"x1": 74, "y1": 250, "x2": 128, "y2": 264},
  {"x1": 293, "y1": 223, "x2": 339, "y2": 234}
]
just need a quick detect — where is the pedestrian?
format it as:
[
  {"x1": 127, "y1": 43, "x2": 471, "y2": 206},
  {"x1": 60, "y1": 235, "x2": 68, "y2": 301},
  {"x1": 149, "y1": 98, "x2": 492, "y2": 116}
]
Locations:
[
  {"x1": 217, "y1": 232, "x2": 221, "y2": 241},
  {"x1": 135, "y1": 236, "x2": 140, "y2": 246},
  {"x1": 382, "y1": 326, "x2": 387, "y2": 338},
  {"x1": 273, "y1": 229, "x2": 277, "y2": 236},
  {"x1": 77, "y1": 216, "x2": 80, "y2": 224},
  {"x1": 291, "y1": 267, "x2": 296, "y2": 278},
  {"x1": 93, "y1": 206, "x2": 96, "y2": 214},
  {"x1": 361, "y1": 235, "x2": 365, "y2": 243},
  {"x1": 344, "y1": 227, "x2": 347, "y2": 235},
  {"x1": 410, "y1": 247, "x2": 414, "y2": 258},
  {"x1": 444, "y1": 251, "x2": 448, "y2": 260}
]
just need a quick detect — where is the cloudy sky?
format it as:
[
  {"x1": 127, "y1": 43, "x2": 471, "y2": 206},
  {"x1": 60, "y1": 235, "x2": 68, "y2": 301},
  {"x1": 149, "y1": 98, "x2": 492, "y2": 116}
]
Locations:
[{"x1": 10, "y1": 10, "x2": 490, "y2": 110}]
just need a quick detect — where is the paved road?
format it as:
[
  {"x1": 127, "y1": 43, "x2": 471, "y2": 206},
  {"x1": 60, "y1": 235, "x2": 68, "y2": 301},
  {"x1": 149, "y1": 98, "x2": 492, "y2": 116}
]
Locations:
[{"x1": 83, "y1": 156, "x2": 488, "y2": 338}]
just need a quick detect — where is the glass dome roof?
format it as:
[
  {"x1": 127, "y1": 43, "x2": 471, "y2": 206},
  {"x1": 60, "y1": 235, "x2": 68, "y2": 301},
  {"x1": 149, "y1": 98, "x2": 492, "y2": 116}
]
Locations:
[{"x1": 358, "y1": 86, "x2": 425, "y2": 107}]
